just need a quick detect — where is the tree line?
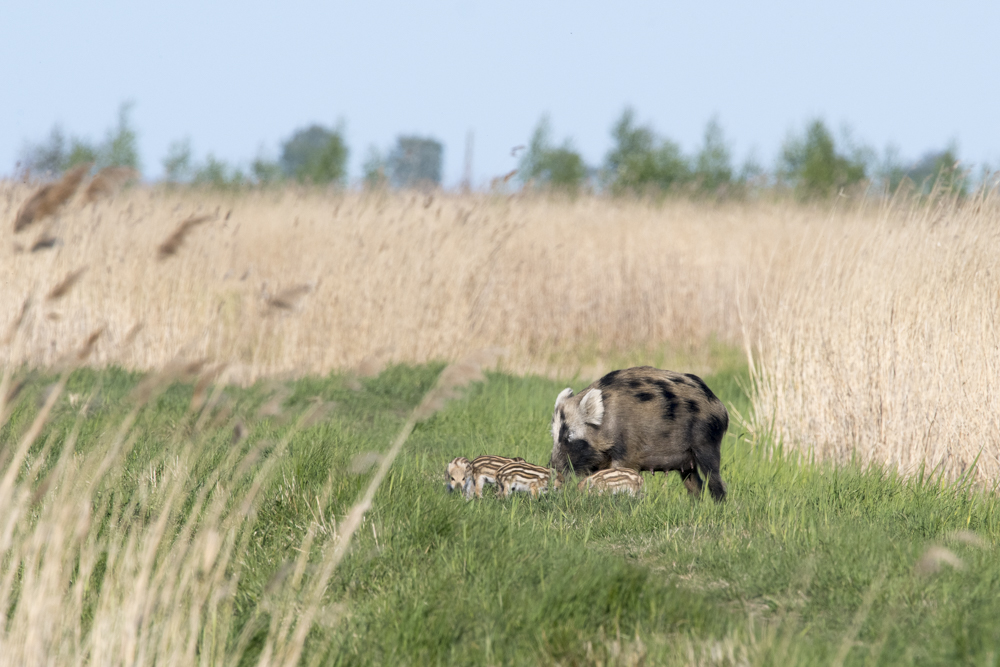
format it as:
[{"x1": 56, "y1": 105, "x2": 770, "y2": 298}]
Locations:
[{"x1": 15, "y1": 102, "x2": 985, "y2": 199}]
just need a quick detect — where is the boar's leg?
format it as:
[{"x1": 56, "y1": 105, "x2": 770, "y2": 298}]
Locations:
[
  {"x1": 679, "y1": 465, "x2": 703, "y2": 497},
  {"x1": 694, "y1": 443, "x2": 727, "y2": 502}
]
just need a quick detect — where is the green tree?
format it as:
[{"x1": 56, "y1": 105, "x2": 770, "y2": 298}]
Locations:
[
  {"x1": 362, "y1": 146, "x2": 388, "y2": 190},
  {"x1": 604, "y1": 107, "x2": 690, "y2": 195},
  {"x1": 251, "y1": 154, "x2": 283, "y2": 185},
  {"x1": 693, "y1": 117, "x2": 733, "y2": 194},
  {"x1": 905, "y1": 145, "x2": 964, "y2": 194},
  {"x1": 66, "y1": 139, "x2": 99, "y2": 170},
  {"x1": 17, "y1": 102, "x2": 140, "y2": 177},
  {"x1": 874, "y1": 144, "x2": 908, "y2": 194},
  {"x1": 388, "y1": 136, "x2": 443, "y2": 189},
  {"x1": 280, "y1": 124, "x2": 349, "y2": 185},
  {"x1": 19, "y1": 126, "x2": 97, "y2": 175},
  {"x1": 192, "y1": 155, "x2": 246, "y2": 189},
  {"x1": 162, "y1": 139, "x2": 193, "y2": 183},
  {"x1": 779, "y1": 119, "x2": 867, "y2": 198},
  {"x1": 101, "y1": 102, "x2": 140, "y2": 171},
  {"x1": 19, "y1": 127, "x2": 68, "y2": 175},
  {"x1": 520, "y1": 116, "x2": 587, "y2": 194}
]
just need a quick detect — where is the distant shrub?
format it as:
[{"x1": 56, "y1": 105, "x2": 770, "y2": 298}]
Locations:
[
  {"x1": 905, "y1": 146, "x2": 965, "y2": 195},
  {"x1": 388, "y1": 136, "x2": 443, "y2": 189},
  {"x1": 162, "y1": 139, "x2": 194, "y2": 183},
  {"x1": 191, "y1": 155, "x2": 247, "y2": 189},
  {"x1": 604, "y1": 108, "x2": 690, "y2": 196},
  {"x1": 251, "y1": 155, "x2": 283, "y2": 186},
  {"x1": 18, "y1": 102, "x2": 141, "y2": 177},
  {"x1": 362, "y1": 146, "x2": 389, "y2": 190},
  {"x1": 280, "y1": 124, "x2": 349, "y2": 185},
  {"x1": 779, "y1": 119, "x2": 867, "y2": 199},
  {"x1": 692, "y1": 117, "x2": 733, "y2": 195},
  {"x1": 102, "y1": 102, "x2": 140, "y2": 172},
  {"x1": 520, "y1": 116, "x2": 588, "y2": 195}
]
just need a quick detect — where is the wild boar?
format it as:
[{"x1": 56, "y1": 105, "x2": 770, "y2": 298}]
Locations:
[{"x1": 549, "y1": 366, "x2": 728, "y2": 501}]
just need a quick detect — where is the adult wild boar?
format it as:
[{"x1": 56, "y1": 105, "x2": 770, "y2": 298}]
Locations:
[{"x1": 549, "y1": 366, "x2": 728, "y2": 501}]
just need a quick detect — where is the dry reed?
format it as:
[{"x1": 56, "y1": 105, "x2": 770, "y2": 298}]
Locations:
[
  {"x1": 2, "y1": 180, "x2": 999, "y2": 483},
  {"x1": 82, "y1": 166, "x2": 138, "y2": 204},
  {"x1": 1, "y1": 185, "x2": 762, "y2": 382},
  {"x1": 0, "y1": 345, "x2": 342, "y2": 664},
  {"x1": 749, "y1": 187, "x2": 1000, "y2": 484},
  {"x1": 266, "y1": 283, "x2": 312, "y2": 310},
  {"x1": 259, "y1": 350, "x2": 495, "y2": 666},
  {"x1": 156, "y1": 213, "x2": 213, "y2": 259},
  {"x1": 46, "y1": 267, "x2": 87, "y2": 301},
  {"x1": 12, "y1": 163, "x2": 91, "y2": 232}
]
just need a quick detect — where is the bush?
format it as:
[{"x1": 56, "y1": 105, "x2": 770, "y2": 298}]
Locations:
[
  {"x1": 18, "y1": 102, "x2": 141, "y2": 177},
  {"x1": 779, "y1": 119, "x2": 867, "y2": 198},
  {"x1": 387, "y1": 136, "x2": 443, "y2": 189},
  {"x1": 520, "y1": 116, "x2": 588, "y2": 195},
  {"x1": 905, "y1": 145, "x2": 965, "y2": 195},
  {"x1": 162, "y1": 139, "x2": 256, "y2": 189},
  {"x1": 693, "y1": 117, "x2": 733, "y2": 195},
  {"x1": 604, "y1": 108, "x2": 690, "y2": 195},
  {"x1": 280, "y1": 124, "x2": 349, "y2": 185},
  {"x1": 162, "y1": 139, "x2": 193, "y2": 183},
  {"x1": 362, "y1": 146, "x2": 389, "y2": 190},
  {"x1": 191, "y1": 155, "x2": 247, "y2": 189}
]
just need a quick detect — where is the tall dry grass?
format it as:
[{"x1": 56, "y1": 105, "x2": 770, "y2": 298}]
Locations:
[
  {"x1": 2, "y1": 179, "x2": 999, "y2": 482},
  {"x1": 0, "y1": 335, "x2": 494, "y2": 664},
  {"x1": 1, "y1": 184, "x2": 779, "y2": 383},
  {"x1": 749, "y1": 186, "x2": 1000, "y2": 485}
]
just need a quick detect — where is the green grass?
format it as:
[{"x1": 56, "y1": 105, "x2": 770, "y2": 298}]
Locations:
[{"x1": 2, "y1": 359, "x2": 999, "y2": 665}]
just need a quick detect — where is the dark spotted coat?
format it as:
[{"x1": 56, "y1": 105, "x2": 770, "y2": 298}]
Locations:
[{"x1": 549, "y1": 366, "x2": 728, "y2": 501}]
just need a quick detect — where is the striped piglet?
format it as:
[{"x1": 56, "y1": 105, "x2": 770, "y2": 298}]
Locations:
[
  {"x1": 577, "y1": 467, "x2": 644, "y2": 496},
  {"x1": 446, "y1": 455, "x2": 525, "y2": 499},
  {"x1": 496, "y1": 461, "x2": 562, "y2": 498}
]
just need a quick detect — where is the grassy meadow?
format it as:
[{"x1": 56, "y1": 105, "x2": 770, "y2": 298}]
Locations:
[
  {"x1": 0, "y1": 361, "x2": 997, "y2": 665},
  {"x1": 2, "y1": 179, "x2": 999, "y2": 664}
]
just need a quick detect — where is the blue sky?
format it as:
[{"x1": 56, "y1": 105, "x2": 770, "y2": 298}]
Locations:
[{"x1": 3, "y1": 1, "x2": 998, "y2": 186}]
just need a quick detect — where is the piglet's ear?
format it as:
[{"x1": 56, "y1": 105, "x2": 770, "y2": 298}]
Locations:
[
  {"x1": 554, "y1": 387, "x2": 574, "y2": 409},
  {"x1": 579, "y1": 389, "x2": 604, "y2": 426}
]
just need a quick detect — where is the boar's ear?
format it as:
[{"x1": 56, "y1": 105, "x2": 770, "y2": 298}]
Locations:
[
  {"x1": 554, "y1": 387, "x2": 574, "y2": 409},
  {"x1": 579, "y1": 389, "x2": 604, "y2": 426}
]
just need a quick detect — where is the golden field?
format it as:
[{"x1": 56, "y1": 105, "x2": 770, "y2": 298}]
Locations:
[{"x1": 3, "y1": 180, "x2": 999, "y2": 483}]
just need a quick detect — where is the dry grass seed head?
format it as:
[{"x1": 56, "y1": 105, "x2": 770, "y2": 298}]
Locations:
[
  {"x1": 258, "y1": 385, "x2": 291, "y2": 418},
  {"x1": 30, "y1": 236, "x2": 59, "y2": 252},
  {"x1": 82, "y1": 166, "x2": 138, "y2": 203},
  {"x1": 129, "y1": 357, "x2": 209, "y2": 404},
  {"x1": 122, "y1": 322, "x2": 144, "y2": 348},
  {"x1": 947, "y1": 530, "x2": 986, "y2": 548},
  {"x1": 914, "y1": 545, "x2": 965, "y2": 575},
  {"x1": 77, "y1": 327, "x2": 105, "y2": 361},
  {"x1": 349, "y1": 452, "x2": 381, "y2": 474},
  {"x1": 13, "y1": 162, "x2": 92, "y2": 232},
  {"x1": 232, "y1": 421, "x2": 246, "y2": 444},
  {"x1": 354, "y1": 346, "x2": 395, "y2": 378},
  {"x1": 301, "y1": 399, "x2": 336, "y2": 428},
  {"x1": 3, "y1": 297, "x2": 32, "y2": 344},
  {"x1": 157, "y1": 214, "x2": 213, "y2": 259},
  {"x1": 3, "y1": 378, "x2": 28, "y2": 406},
  {"x1": 412, "y1": 348, "x2": 503, "y2": 421},
  {"x1": 47, "y1": 267, "x2": 88, "y2": 301},
  {"x1": 191, "y1": 363, "x2": 226, "y2": 412},
  {"x1": 266, "y1": 284, "x2": 312, "y2": 311}
]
